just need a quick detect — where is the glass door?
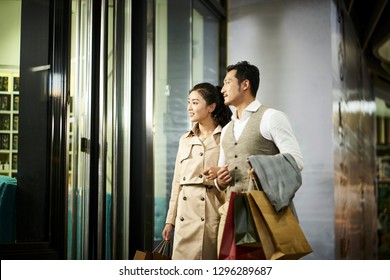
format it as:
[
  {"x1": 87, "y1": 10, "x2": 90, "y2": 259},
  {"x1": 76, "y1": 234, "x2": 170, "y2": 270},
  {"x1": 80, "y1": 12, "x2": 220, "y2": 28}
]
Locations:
[
  {"x1": 153, "y1": 0, "x2": 225, "y2": 243},
  {"x1": 67, "y1": 0, "x2": 112, "y2": 259},
  {"x1": 0, "y1": 0, "x2": 21, "y2": 245},
  {"x1": 192, "y1": 0, "x2": 220, "y2": 86},
  {"x1": 68, "y1": 0, "x2": 93, "y2": 259}
]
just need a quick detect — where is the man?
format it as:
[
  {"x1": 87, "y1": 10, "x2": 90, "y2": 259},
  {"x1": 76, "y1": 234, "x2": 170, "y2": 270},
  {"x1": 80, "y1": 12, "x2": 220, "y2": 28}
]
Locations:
[{"x1": 205, "y1": 61, "x2": 304, "y2": 257}]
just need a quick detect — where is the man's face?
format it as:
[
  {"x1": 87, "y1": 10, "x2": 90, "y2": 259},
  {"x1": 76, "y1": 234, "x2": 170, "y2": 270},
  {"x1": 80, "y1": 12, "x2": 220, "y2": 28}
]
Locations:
[{"x1": 221, "y1": 69, "x2": 244, "y2": 106}]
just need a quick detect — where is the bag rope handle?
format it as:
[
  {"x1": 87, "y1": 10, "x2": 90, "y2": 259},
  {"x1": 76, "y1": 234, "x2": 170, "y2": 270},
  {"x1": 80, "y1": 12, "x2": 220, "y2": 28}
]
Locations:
[{"x1": 152, "y1": 240, "x2": 171, "y2": 256}]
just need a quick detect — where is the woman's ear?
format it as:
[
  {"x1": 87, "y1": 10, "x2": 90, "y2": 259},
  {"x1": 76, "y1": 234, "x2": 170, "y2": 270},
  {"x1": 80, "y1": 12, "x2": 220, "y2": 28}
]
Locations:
[{"x1": 208, "y1": 103, "x2": 217, "y2": 112}]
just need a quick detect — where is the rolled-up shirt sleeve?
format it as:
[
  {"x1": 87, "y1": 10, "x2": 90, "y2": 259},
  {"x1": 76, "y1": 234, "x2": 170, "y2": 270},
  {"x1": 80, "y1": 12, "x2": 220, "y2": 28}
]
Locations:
[{"x1": 261, "y1": 109, "x2": 304, "y2": 170}]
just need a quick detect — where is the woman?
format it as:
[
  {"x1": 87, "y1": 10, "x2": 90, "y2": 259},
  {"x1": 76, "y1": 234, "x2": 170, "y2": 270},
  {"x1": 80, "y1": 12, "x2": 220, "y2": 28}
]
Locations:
[{"x1": 162, "y1": 83, "x2": 232, "y2": 260}]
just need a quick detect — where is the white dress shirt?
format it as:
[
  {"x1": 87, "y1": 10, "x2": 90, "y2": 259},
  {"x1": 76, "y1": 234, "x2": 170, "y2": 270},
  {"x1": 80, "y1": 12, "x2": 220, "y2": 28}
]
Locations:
[{"x1": 218, "y1": 99, "x2": 304, "y2": 170}]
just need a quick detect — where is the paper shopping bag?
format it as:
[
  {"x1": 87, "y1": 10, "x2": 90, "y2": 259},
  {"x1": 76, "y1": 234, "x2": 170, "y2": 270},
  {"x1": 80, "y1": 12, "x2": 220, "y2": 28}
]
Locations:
[
  {"x1": 247, "y1": 190, "x2": 313, "y2": 260},
  {"x1": 234, "y1": 193, "x2": 261, "y2": 247},
  {"x1": 133, "y1": 250, "x2": 153, "y2": 260},
  {"x1": 133, "y1": 240, "x2": 171, "y2": 260},
  {"x1": 219, "y1": 192, "x2": 265, "y2": 260}
]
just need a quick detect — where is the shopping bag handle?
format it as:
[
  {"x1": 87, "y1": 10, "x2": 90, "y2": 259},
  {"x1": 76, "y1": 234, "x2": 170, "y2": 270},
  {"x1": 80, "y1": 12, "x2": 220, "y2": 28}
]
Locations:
[
  {"x1": 248, "y1": 171, "x2": 262, "y2": 191},
  {"x1": 153, "y1": 240, "x2": 171, "y2": 256}
]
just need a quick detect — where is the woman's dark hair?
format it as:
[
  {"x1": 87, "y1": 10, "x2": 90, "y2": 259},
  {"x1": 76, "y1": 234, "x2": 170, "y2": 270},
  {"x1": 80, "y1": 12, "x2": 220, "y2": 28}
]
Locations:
[
  {"x1": 226, "y1": 61, "x2": 260, "y2": 97},
  {"x1": 190, "y1": 82, "x2": 232, "y2": 127}
]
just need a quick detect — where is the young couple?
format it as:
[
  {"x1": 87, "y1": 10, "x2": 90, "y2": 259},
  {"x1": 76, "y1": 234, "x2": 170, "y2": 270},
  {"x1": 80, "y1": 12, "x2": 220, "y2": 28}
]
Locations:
[{"x1": 162, "y1": 61, "x2": 304, "y2": 260}]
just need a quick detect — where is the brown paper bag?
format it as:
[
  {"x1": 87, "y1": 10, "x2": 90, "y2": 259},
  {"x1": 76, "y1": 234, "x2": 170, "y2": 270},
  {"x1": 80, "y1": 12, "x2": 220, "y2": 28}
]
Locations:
[
  {"x1": 247, "y1": 190, "x2": 313, "y2": 260},
  {"x1": 133, "y1": 240, "x2": 171, "y2": 260},
  {"x1": 133, "y1": 250, "x2": 153, "y2": 260}
]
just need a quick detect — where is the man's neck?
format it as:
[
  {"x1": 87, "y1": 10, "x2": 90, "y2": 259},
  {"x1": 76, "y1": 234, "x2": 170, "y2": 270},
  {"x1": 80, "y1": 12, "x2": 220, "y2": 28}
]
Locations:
[{"x1": 235, "y1": 98, "x2": 255, "y2": 119}]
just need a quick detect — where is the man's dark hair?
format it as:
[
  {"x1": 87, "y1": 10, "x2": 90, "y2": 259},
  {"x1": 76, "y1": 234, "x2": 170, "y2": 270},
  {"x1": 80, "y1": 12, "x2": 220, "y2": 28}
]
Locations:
[{"x1": 226, "y1": 61, "x2": 260, "y2": 97}]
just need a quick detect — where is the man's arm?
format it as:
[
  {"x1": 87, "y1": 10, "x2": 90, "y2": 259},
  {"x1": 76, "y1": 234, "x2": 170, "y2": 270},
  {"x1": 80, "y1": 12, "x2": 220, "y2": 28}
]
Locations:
[{"x1": 261, "y1": 109, "x2": 304, "y2": 170}]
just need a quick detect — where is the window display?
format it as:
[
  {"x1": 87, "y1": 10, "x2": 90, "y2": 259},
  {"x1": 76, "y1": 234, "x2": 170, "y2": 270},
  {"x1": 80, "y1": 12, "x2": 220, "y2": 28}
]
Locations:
[{"x1": 0, "y1": 71, "x2": 19, "y2": 178}]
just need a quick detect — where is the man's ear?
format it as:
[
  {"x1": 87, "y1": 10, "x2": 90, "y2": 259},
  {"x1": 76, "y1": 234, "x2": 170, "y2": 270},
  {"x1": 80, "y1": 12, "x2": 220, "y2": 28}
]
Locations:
[{"x1": 241, "y1": 79, "x2": 250, "y2": 91}]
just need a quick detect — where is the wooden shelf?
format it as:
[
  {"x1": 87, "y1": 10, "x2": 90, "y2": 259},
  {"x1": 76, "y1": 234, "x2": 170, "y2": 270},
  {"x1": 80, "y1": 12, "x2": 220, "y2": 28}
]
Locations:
[{"x1": 0, "y1": 71, "x2": 19, "y2": 178}]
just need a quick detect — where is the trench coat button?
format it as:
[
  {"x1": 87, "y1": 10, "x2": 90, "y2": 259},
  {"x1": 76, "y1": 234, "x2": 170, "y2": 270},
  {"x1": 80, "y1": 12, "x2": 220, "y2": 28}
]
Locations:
[
  {"x1": 200, "y1": 197, "x2": 205, "y2": 201},
  {"x1": 234, "y1": 155, "x2": 238, "y2": 158},
  {"x1": 199, "y1": 174, "x2": 203, "y2": 178},
  {"x1": 234, "y1": 142, "x2": 237, "y2": 145},
  {"x1": 201, "y1": 217, "x2": 204, "y2": 221},
  {"x1": 180, "y1": 217, "x2": 184, "y2": 221},
  {"x1": 183, "y1": 196, "x2": 187, "y2": 200},
  {"x1": 183, "y1": 177, "x2": 186, "y2": 181},
  {"x1": 199, "y1": 152, "x2": 203, "y2": 156},
  {"x1": 234, "y1": 166, "x2": 238, "y2": 170}
]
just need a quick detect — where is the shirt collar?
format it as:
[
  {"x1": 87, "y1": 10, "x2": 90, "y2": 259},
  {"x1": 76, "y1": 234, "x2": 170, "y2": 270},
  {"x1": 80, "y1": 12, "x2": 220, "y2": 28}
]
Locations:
[{"x1": 231, "y1": 99, "x2": 261, "y2": 121}]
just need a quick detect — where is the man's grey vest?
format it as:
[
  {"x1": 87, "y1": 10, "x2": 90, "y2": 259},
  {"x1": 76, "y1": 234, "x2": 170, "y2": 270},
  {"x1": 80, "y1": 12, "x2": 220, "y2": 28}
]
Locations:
[{"x1": 222, "y1": 106, "x2": 279, "y2": 196}]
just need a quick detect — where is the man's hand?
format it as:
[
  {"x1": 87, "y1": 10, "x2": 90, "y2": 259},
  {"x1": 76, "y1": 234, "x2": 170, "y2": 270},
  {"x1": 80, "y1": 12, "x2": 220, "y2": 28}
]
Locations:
[{"x1": 216, "y1": 165, "x2": 232, "y2": 189}]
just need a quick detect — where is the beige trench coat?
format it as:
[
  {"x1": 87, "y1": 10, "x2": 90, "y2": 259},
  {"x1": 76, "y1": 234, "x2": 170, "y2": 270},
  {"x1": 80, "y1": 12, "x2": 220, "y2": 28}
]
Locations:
[{"x1": 165, "y1": 124, "x2": 225, "y2": 260}]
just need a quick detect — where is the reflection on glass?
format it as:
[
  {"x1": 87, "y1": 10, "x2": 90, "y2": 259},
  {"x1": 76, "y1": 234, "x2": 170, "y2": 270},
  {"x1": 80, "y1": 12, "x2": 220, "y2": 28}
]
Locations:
[
  {"x1": 192, "y1": 2, "x2": 219, "y2": 86},
  {"x1": 68, "y1": 0, "x2": 93, "y2": 259},
  {"x1": 105, "y1": 0, "x2": 114, "y2": 260},
  {"x1": 153, "y1": 0, "x2": 220, "y2": 242},
  {"x1": 68, "y1": 0, "x2": 118, "y2": 260},
  {"x1": 0, "y1": 0, "x2": 21, "y2": 244}
]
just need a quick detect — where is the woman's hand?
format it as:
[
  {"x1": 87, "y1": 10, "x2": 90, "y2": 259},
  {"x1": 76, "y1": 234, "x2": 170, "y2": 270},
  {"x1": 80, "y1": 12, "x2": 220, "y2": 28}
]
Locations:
[
  {"x1": 162, "y1": 223, "x2": 173, "y2": 240},
  {"x1": 203, "y1": 166, "x2": 220, "y2": 180},
  {"x1": 204, "y1": 165, "x2": 232, "y2": 189}
]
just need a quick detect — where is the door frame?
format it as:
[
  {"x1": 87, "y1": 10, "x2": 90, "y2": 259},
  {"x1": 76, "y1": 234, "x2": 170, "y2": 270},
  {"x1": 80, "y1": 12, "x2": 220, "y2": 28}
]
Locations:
[{"x1": 0, "y1": 0, "x2": 70, "y2": 259}]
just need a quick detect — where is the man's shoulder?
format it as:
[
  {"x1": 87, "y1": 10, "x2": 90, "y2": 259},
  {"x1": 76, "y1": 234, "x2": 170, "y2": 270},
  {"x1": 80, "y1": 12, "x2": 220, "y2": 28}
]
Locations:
[
  {"x1": 262, "y1": 106, "x2": 285, "y2": 116},
  {"x1": 221, "y1": 120, "x2": 232, "y2": 134}
]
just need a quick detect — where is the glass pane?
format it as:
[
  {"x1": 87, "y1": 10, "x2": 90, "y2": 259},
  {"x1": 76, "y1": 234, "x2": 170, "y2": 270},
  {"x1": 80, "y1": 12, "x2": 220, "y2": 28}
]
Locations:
[
  {"x1": 153, "y1": 0, "x2": 191, "y2": 243},
  {"x1": 112, "y1": 0, "x2": 132, "y2": 259},
  {"x1": 0, "y1": 0, "x2": 21, "y2": 244},
  {"x1": 105, "y1": 0, "x2": 115, "y2": 259},
  {"x1": 192, "y1": 1, "x2": 219, "y2": 86},
  {"x1": 68, "y1": 0, "x2": 93, "y2": 259},
  {"x1": 68, "y1": 0, "x2": 127, "y2": 260},
  {"x1": 153, "y1": 0, "x2": 220, "y2": 242},
  {"x1": 113, "y1": 0, "x2": 132, "y2": 259}
]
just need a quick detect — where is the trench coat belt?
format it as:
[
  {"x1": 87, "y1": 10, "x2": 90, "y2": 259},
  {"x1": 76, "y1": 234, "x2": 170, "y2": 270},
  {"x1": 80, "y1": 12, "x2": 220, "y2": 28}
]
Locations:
[{"x1": 180, "y1": 184, "x2": 213, "y2": 189}]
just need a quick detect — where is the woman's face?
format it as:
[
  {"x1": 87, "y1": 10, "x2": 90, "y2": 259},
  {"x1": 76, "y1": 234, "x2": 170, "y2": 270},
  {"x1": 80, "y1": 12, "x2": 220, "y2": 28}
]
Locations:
[{"x1": 187, "y1": 90, "x2": 214, "y2": 123}]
